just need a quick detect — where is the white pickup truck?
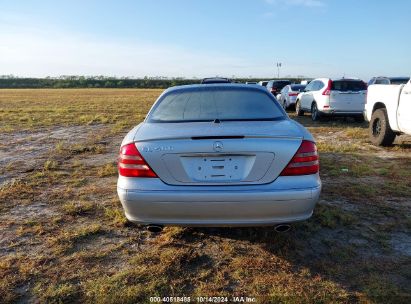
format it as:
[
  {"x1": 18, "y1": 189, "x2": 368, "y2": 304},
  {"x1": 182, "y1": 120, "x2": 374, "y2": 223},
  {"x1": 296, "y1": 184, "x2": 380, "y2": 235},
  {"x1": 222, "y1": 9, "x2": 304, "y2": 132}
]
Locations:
[{"x1": 365, "y1": 80, "x2": 411, "y2": 146}]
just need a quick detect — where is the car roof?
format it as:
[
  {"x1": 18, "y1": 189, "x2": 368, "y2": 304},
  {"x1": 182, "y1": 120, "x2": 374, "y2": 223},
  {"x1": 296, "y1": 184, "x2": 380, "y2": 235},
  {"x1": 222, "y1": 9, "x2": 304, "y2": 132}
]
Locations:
[
  {"x1": 201, "y1": 77, "x2": 231, "y2": 84},
  {"x1": 309, "y1": 78, "x2": 329, "y2": 82},
  {"x1": 333, "y1": 78, "x2": 363, "y2": 81},
  {"x1": 163, "y1": 83, "x2": 271, "y2": 94},
  {"x1": 290, "y1": 84, "x2": 306, "y2": 87},
  {"x1": 312, "y1": 78, "x2": 363, "y2": 82}
]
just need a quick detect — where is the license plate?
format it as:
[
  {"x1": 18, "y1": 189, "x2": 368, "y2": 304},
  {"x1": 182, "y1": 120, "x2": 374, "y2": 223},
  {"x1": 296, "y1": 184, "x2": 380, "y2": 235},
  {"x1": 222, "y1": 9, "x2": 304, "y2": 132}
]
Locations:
[{"x1": 181, "y1": 155, "x2": 249, "y2": 182}]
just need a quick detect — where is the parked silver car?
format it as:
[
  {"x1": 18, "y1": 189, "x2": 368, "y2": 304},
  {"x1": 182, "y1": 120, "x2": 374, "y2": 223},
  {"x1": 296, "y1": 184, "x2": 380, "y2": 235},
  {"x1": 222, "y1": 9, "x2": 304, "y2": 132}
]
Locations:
[{"x1": 117, "y1": 84, "x2": 321, "y2": 227}]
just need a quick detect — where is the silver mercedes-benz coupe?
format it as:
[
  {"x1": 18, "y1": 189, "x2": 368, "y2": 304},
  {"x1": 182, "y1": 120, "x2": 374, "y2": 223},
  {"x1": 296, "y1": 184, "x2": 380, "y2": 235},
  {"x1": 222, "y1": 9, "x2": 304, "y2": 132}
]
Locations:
[{"x1": 117, "y1": 84, "x2": 321, "y2": 227}]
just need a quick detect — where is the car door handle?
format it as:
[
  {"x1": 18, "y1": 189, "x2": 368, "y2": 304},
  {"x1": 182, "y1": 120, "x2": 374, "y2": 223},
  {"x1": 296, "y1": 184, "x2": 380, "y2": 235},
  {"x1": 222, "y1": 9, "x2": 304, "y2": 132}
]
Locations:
[{"x1": 404, "y1": 91, "x2": 411, "y2": 94}]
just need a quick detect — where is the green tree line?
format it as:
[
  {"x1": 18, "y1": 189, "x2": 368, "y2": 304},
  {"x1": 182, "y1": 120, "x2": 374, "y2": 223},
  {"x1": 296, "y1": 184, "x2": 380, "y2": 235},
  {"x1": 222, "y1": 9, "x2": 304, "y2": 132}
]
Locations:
[{"x1": 0, "y1": 76, "x2": 304, "y2": 89}]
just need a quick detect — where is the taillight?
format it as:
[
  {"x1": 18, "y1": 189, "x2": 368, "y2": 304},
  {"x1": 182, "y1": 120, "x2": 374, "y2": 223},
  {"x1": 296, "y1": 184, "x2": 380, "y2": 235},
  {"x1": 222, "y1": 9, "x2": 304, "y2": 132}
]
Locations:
[
  {"x1": 322, "y1": 79, "x2": 332, "y2": 96},
  {"x1": 280, "y1": 140, "x2": 319, "y2": 176},
  {"x1": 118, "y1": 143, "x2": 157, "y2": 178},
  {"x1": 288, "y1": 92, "x2": 299, "y2": 96}
]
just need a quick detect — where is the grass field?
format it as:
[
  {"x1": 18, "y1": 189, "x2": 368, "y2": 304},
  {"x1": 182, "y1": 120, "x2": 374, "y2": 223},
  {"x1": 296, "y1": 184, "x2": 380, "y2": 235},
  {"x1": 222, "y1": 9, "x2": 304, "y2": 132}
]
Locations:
[{"x1": 1, "y1": 89, "x2": 410, "y2": 303}]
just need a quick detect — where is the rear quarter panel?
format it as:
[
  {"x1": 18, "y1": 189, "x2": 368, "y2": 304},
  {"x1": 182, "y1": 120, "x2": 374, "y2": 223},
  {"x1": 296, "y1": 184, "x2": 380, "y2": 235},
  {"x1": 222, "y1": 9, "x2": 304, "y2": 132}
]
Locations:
[{"x1": 366, "y1": 84, "x2": 403, "y2": 131}]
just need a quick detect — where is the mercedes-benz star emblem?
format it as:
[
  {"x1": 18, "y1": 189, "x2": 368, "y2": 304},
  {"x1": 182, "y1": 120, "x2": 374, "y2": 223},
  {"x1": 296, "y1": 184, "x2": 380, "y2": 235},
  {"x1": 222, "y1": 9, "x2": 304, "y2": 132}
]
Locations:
[{"x1": 213, "y1": 141, "x2": 223, "y2": 152}]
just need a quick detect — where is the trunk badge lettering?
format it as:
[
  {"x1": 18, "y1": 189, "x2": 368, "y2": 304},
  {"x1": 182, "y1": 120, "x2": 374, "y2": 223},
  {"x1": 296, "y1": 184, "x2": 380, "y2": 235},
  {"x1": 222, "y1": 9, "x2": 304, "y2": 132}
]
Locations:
[{"x1": 141, "y1": 146, "x2": 174, "y2": 152}]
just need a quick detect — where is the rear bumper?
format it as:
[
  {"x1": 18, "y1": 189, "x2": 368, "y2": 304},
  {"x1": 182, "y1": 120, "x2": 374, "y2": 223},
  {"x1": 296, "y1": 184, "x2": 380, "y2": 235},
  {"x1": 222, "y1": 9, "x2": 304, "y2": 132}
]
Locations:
[
  {"x1": 320, "y1": 109, "x2": 363, "y2": 117},
  {"x1": 117, "y1": 176, "x2": 321, "y2": 226}
]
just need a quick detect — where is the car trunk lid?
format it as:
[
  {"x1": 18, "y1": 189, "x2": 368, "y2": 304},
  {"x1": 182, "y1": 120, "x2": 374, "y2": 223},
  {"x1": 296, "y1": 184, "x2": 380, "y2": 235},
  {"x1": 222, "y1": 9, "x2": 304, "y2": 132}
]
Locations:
[{"x1": 133, "y1": 120, "x2": 305, "y2": 185}]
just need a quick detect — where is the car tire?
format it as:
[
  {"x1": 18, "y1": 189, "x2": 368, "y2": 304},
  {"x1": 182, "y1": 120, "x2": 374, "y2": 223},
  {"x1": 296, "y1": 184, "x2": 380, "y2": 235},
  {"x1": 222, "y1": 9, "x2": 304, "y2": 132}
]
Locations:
[
  {"x1": 295, "y1": 100, "x2": 304, "y2": 116},
  {"x1": 311, "y1": 103, "x2": 321, "y2": 121},
  {"x1": 369, "y1": 108, "x2": 396, "y2": 146}
]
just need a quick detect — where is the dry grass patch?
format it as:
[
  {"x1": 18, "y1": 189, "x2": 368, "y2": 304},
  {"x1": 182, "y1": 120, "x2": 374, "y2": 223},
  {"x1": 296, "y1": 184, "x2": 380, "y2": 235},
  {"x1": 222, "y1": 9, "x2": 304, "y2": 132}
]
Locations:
[
  {"x1": 97, "y1": 163, "x2": 117, "y2": 177},
  {"x1": 33, "y1": 282, "x2": 78, "y2": 303},
  {"x1": 104, "y1": 205, "x2": 128, "y2": 227},
  {"x1": 48, "y1": 224, "x2": 104, "y2": 254},
  {"x1": 0, "y1": 88, "x2": 162, "y2": 133},
  {"x1": 344, "y1": 127, "x2": 368, "y2": 140},
  {"x1": 61, "y1": 200, "x2": 95, "y2": 216}
]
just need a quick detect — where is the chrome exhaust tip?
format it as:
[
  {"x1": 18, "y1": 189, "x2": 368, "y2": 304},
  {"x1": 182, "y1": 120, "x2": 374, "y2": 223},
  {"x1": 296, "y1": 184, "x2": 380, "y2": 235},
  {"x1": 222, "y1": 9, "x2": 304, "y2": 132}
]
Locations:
[
  {"x1": 146, "y1": 224, "x2": 164, "y2": 233},
  {"x1": 274, "y1": 224, "x2": 291, "y2": 233}
]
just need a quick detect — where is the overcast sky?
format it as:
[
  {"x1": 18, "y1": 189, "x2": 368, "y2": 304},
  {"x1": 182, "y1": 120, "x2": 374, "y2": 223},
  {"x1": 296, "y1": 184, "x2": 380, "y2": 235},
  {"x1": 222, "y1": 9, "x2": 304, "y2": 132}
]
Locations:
[{"x1": 0, "y1": 0, "x2": 410, "y2": 80}]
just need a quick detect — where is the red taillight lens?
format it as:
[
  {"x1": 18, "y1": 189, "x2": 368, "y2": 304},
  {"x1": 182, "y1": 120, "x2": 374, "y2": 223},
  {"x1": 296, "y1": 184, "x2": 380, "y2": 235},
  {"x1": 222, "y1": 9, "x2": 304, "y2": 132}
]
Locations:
[
  {"x1": 322, "y1": 79, "x2": 332, "y2": 96},
  {"x1": 288, "y1": 92, "x2": 299, "y2": 96},
  {"x1": 280, "y1": 140, "x2": 319, "y2": 176},
  {"x1": 118, "y1": 143, "x2": 157, "y2": 178}
]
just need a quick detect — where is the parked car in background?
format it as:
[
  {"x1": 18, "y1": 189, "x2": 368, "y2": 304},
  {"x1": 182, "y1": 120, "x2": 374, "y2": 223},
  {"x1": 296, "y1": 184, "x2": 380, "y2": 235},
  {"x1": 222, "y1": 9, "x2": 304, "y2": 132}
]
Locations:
[
  {"x1": 365, "y1": 79, "x2": 411, "y2": 146},
  {"x1": 201, "y1": 77, "x2": 231, "y2": 84},
  {"x1": 277, "y1": 84, "x2": 306, "y2": 110},
  {"x1": 368, "y1": 76, "x2": 410, "y2": 86},
  {"x1": 266, "y1": 80, "x2": 291, "y2": 96},
  {"x1": 295, "y1": 78, "x2": 367, "y2": 121},
  {"x1": 246, "y1": 81, "x2": 257, "y2": 84},
  {"x1": 117, "y1": 84, "x2": 321, "y2": 229},
  {"x1": 258, "y1": 80, "x2": 269, "y2": 87}
]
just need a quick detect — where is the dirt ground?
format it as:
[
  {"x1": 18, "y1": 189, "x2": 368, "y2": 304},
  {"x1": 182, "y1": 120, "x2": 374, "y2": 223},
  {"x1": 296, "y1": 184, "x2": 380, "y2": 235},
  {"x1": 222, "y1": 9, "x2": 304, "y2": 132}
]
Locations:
[{"x1": 0, "y1": 89, "x2": 410, "y2": 303}]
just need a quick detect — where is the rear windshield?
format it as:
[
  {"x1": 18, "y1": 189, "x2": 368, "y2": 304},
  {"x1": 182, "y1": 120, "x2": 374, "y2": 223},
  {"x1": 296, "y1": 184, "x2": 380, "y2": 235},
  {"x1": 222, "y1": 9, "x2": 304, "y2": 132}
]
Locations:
[
  {"x1": 272, "y1": 81, "x2": 291, "y2": 89},
  {"x1": 331, "y1": 80, "x2": 367, "y2": 92},
  {"x1": 375, "y1": 78, "x2": 390, "y2": 85},
  {"x1": 290, "y1": 85, "x2": 306, "y2": 92},
  {"x1": 390, "y1": 78, "x2": 410, "y2": 85},
  {"x1": 149, "y1": 88, "x2": 285, "y2": 122}
]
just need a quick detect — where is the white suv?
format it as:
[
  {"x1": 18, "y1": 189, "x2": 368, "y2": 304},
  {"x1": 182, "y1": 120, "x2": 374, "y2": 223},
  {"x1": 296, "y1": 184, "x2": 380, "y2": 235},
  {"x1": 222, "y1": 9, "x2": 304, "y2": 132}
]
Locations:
[{"x1": 295, "y1": 78, "x2": 367, "y2": 121}]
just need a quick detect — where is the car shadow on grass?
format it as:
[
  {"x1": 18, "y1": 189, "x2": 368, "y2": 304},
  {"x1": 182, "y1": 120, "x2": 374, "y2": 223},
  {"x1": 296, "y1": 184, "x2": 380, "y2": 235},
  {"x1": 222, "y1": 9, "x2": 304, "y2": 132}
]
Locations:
[
  {"x1": 289, "y1": 113, "x2": 368, "y2": 129},
  {"x1": 179, "y1": 218, "x2": 409, "y2": 302},
  {"x1": 156, "y1": 151, "x2": 411, "y2": 303}
]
